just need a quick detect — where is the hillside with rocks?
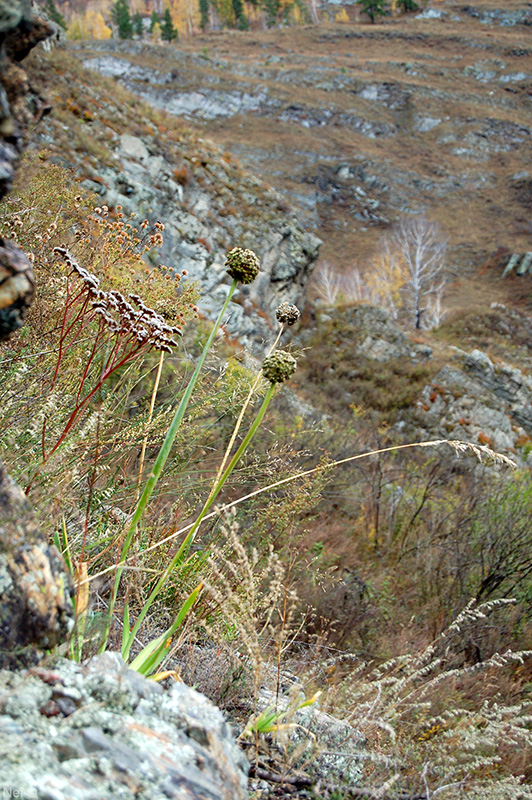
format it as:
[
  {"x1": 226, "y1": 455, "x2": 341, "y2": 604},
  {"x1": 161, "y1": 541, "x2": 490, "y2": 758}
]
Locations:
[
  {"x1": 24, "y1": 0, "x2": 532, "y2": 461},
  {"x1": 73, "y1": 0, "x2": 532, "y2": 295},
  {"x1": 26, "y1": 47, "x2": 321, "y2": 351},
  {"x1": 1, "y1": 2, "x2": 532, "y2": 799}
]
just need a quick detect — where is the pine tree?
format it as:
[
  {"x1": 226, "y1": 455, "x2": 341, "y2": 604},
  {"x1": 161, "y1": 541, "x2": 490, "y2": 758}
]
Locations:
[
  {"x1": 160, "y1": 8, "x2": 178, "y2": 42},
  {"x1": 262, "y1": 0, "x2": 281, "y2": 28},
  {"x1": 397, "y1": 0, "x2": 418, "y2": 10},
  {"x1": 132, "y1": 12, "x2": 144, "y2": 36},
  {"x1": 111, "y1": 0, "x2": 133, "y2": 39},
  {"x1": 358, "y1": 0, "x2": 387, "y2": 23},
  {"x1": 45, "y1": 0, "x2": 66, "y2": 29},
  {"x1": 231, "y1": 0, "x2": 248, "y2": 29},
  {"x1": 199, "y1": 0, "x2": 209, "y2": 30},
  {"x1": 149, "y1": 10, "x2": 160, "y2": 32}
]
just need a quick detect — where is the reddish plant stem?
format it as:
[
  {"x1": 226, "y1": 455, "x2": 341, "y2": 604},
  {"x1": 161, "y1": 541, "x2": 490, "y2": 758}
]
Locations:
[
  {"x1": 75, "y1": 321, "x2": 105, "y2": 405},
  {"x1": 26, "y1": 337, "x2": 147, "y2": 495}
]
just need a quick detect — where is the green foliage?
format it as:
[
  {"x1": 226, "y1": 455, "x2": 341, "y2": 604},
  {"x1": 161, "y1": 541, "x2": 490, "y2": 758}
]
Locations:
[
  {"x1": 111, "y1": 0, "x2": 133, "y2": 39},
  {"x1": 149, "y1": 10, "x2": 160, "y2": 31},
  {"x1": 44, "y1": 0, "x2": 66, "y2": 29},
  {"x1": 132, "y1": 11, "x2": 144, "y2": 36},
  {"x1": 231, "y1": 0, "x2": 248, "y2": 29},
  {"x1": 358, "y1": 0, "x2": 387, "y2": 23},
  {"x1": 465, "y1": 473, "x2": 532, "y2": 604},
  {"x1": 199, "y1": 0, "x2": 210, "y2": 30},
  {"x1": 243, "y1": 689, "x2": 321, "y2": 735},
  {"x1": 160, "y1": 8, "x2": 178, "y2": 42},
  {"x1": 397, "y1": 0, "x2": 418, "y2": 10},
  {"x1": 262, "y1": 0, "x2": 281, "y2": 27}
]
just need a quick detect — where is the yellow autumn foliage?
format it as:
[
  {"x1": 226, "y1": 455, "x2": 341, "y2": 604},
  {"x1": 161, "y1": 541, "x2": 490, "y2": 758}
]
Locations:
[
  {"x1": 66, "y1": 9, "x2": 112, "y2": 40},
  {"x1": 89, "y1": 10, "x2": 112, "y2": 39}
]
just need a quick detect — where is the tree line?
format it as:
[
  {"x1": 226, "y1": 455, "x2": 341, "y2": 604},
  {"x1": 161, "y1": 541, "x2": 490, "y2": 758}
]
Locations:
[{"x1": 45, "y1": 0, "x2": 423, "y2": 39}]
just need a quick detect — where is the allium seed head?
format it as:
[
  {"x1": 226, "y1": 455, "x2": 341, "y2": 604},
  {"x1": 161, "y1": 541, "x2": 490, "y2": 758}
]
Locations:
[
  {"x1": 262, "y1": 350, "x2": 297, "y2": 384},
  {"x1": 275, "y1": 302, "x2": 300, "y2": 326},
  {"x1": 225, "y1": 247, "x2": 260, "y2": 285}
]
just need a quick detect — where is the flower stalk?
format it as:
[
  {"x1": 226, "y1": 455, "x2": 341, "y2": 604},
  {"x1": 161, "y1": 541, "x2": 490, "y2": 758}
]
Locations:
[{"x1": 103, "y1": 277, "x2": 238, "y2": 651}]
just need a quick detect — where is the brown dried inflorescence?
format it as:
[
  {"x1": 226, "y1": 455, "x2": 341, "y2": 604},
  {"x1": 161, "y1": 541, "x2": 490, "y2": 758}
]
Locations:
[
  {"x1": 54, "y1": 247, "x2": 182, "y2": 353},
  {"x1": 275, "y1": 302, "x2": 300, "y2": 326},
  {"x1": 225, "y1": 247, "x2": 260, "y2": 285}
]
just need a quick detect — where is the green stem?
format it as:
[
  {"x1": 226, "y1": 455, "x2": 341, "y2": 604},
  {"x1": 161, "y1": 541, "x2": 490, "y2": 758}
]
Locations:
[
  {"x1": 122, "y1": 382, "x2": 276, "y2": 658},
  {"x1": 102, "y1": 279, "x2": 238, "y2": 651}
]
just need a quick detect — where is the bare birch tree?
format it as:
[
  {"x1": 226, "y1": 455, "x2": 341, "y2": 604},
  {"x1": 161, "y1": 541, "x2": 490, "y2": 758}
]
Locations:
[
  {"x1": 388, "y1": 217, "x2": 447, "y2": 329},
  {"x1": 314, "y1": 263, "x2": 342, "y2": 305}
]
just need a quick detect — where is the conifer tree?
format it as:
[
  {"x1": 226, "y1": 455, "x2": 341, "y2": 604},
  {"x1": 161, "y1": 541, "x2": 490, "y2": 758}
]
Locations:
[
  {"x1": 231, "y1": 0, "x2": 248, "y2": 28},
  {"x1": 161, "y1": 8, "x2": 178, "y2": 42},
  {"x1": 262, "y1": 0, "x2": 281, "y2": 28},
  {"x1": 149, "y1": 10, "x2": 160, "y2": 31},
  {"x1": 132, "y1": 12, "x2": 144, "y2": 36},
  {"x1": 358, "y1": 0, "x2": 387, "y2": 23},
  {"x1": 199, "y1": 0, "x2": 209, "y2": 30},
  {"x1": 45, "y1": 0, "x2": 66, "y2": 29},
  {"x1": 111, "y1": 0, "x2": 133, "y2": 39}
]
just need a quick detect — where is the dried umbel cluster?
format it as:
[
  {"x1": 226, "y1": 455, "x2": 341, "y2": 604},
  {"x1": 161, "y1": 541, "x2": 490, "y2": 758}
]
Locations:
[
  {"x1": 275, "y1": 302, "x2": 300, "y2": 326},
  {"x1": 262, "y1": 350, "x2": 297, "y2": 384},
  {"x1": 225, "y1": 247, "x2": 260, "y2": 285},
  {"x1": 54, "y1": 247, "x2": 182, "y2": 353}
]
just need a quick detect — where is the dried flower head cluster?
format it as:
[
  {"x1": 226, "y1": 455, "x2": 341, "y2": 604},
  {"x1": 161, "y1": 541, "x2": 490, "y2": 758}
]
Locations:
[
  {"x1": 262, "y1": 350, "x2": 297, "y2": 384},
  {"x1": 275, "y1": 302, "x2": 300, "y2": 326},
  {"x1": 54, "y1": 247, "x2": 182, "y2": 353},
  {"x1": 225, "y1": 247, "x2": 260, "y2": 285}
]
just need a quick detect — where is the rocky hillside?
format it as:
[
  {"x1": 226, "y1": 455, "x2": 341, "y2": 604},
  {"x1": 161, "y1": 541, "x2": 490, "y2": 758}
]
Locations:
[
  {"x1": 71, "y1": 0, "x2": 532, "y2": 303},
  {"x1": 23, "y1": 1, "x2": 532, "y2": 461},
  {"x1": 25, "y1": 48, "x2": 321, "y2": 351}
]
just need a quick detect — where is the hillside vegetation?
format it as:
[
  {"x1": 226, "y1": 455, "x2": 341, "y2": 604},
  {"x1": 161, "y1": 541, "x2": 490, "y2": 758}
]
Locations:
[{"x1": 1, "y1": 2, "x2": 532, "y2": 797}]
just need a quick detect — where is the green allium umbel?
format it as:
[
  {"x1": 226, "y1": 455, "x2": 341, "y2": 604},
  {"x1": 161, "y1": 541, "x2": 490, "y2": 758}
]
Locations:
[
  {"x1": 225, "y1": 247, "x2": 260, "y2": 284},
  {"x1": 276, "y1": 302, "x2": 300, "y2": 326},
  {"x1": 262, "y1": 350, "x2": 297, "y2": 384}
]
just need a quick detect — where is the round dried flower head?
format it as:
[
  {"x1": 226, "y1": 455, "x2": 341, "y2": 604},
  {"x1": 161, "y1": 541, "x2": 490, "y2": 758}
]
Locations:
[
  {"x1": 225, "y1": 247, "x2": 260, "y2": 285},
  {"x1": 262, "y1": 350, "x2": 297, "y2": 384},
  {"x1": 276, "y1": 302, "x2": 300, "y2": 326}
]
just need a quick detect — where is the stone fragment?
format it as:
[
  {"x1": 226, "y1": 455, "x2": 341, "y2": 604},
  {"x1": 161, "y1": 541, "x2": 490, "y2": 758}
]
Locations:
[
  {"x1": 0, "y1": 238, "x2": 34, "y2": 340},
  {"x1": 0, "y1": 460, "x2": 75, "y2": 668}
]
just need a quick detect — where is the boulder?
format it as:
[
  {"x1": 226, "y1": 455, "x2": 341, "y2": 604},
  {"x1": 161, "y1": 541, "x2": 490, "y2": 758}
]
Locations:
[
  {"x1": 0, "y1": 459, "x2": 74, "y2": 668},
  {"x1": 0, "y1": 652, "x2": 249, "y2": 800},
  {"x1": 0, "y1": 0, "x2": 52, "y2": 339}
]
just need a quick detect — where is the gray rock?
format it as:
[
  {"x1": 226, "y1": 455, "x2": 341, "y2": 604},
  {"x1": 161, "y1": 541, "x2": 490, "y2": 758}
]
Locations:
[
  {"x1": 415, "y1": 348, "x2": 532, "y2": 459},
  {"x1": 461, "y1": 6, "x2": 532, "y2": 27},
  {"x1": 0, "y1": 654, "x2": 249, "y2": 800},
  {"x1": 119, "y1": 134, "x2": 150, "y2": 163},
  {"x1": 416, "y1": 8, "x2": 446, "y2": 20},
  {"x1": 0, "y1": 456, "x2": 75, "y2": 669},
  {"x1": 415, "y1": 116, "x2": 442, "y2": 133}
]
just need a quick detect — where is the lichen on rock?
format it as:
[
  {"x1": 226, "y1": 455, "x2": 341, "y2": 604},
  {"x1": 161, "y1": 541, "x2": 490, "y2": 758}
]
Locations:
[{"x1": 0, "y1": 653, "x2": 249, "y2": 800}]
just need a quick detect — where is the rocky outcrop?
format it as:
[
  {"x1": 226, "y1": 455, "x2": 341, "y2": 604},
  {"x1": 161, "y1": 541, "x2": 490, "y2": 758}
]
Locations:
[
  {"x1": 415, "y1": 348, "x2": 532, "y2": 458},
  {"x1": 317, "y1": 304, "x2": 432, "y2": 362},
  {"x1": 99, "y1": 130, "x2": 321, "y2": 347},
  {"x1": 0, "y1": 1, "x2": 75, "y2": 669},
  {"x1": 29, "y1": 48, "x2": 321, "y2": 349},
  {"x1": 0, "y1": 1, "x2": 52, "y2": 339},
  {"x1": 461, "y1": 5, "x2": 532, "y2": 27},
  {"x1": 0, "y1": 652, "x2": 249, "y2": 800},
  {"x1": 0, "y1": 460, "x2": 74, "y2": 668},
  {"x1": 0, "y1": 238, "x2": 34, "y2": 339}
]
